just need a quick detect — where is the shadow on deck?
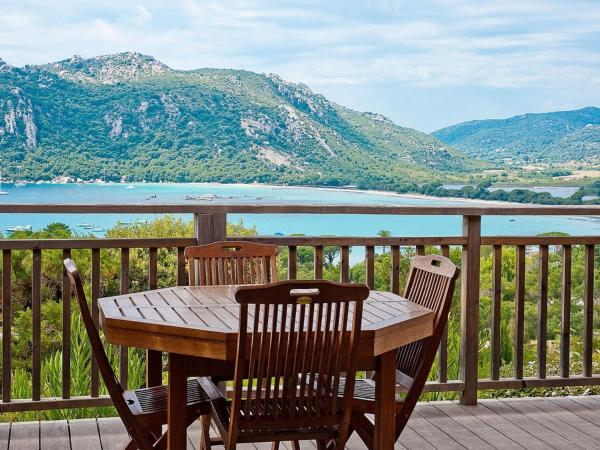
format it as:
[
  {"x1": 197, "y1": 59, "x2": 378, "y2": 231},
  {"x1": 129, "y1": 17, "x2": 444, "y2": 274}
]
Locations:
[{"x1": 2, "y1": 396, "x2": 600, "y2": 449}]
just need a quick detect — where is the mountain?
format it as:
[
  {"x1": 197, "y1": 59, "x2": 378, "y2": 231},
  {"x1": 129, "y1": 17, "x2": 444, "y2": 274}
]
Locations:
[
  {"x1": 432, "y1": 107, "x2": 600, "y2": 163},
  {"x1": 0, "y1": 52, "x2": 481, "y2": 188}
]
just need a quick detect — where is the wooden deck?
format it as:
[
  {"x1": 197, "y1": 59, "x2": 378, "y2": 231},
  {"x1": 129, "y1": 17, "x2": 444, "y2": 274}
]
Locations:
[{"x1": 3, "y1": 396, "x2": 600, "y2": 449}]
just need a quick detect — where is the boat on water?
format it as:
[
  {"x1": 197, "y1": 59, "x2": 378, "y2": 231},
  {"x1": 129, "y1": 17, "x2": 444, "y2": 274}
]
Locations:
[
  {"x1": 125, "y1": 185, "x2": 135, "y2": 189},
  {"x1": 6, "y1": 225, "x2": 32, "y2": 232},
  {"x1": 92, "y1": 227, "x2": 105, "y2": 232},
  {"x1": 77, "y1": 223, "x2": 93, "y2": 229},
  {"x1": 14, "y1": 181, "x2": 26, "y2": 187}
]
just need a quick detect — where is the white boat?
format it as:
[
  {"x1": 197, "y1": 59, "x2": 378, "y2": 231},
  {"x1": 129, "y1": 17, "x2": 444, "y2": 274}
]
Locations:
[
  {"x1": 92, "y1": 227, "x2": 105, "y2": 232},
  {"x1": 77, "y1": 223, "x2": 93, "y2": 228},
  {"x1": 125, "y1": 185, "x2": 135, "y2": 190},
  {"x1": 14, "y1": 181, "x2": 26, "y2": 187},
  {"x1": 6, "y1": 225, "x2": 32, "y2": 232}
]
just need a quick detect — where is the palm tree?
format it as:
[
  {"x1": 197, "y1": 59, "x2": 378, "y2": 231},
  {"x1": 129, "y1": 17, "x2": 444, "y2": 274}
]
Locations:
[{"x1": 377, "y1": 229, "x2": 391, "y2": 252}]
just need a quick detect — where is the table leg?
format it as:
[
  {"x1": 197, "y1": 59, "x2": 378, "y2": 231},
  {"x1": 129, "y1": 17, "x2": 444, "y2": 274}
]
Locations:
[
  {"x1": 147, "y1": 350, "x2": 162, "y2": 440},
  {"x1": 374, "y1": 349, "x2": 396, "y2": 450},
  {"x1": 168, "y1": 353, "x2": 187, "y2": 450}
]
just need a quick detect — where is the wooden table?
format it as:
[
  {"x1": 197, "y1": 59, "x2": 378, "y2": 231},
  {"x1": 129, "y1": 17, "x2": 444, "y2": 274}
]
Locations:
[{"x1": 99, "y1": 286, "x2": 434, "y2": 450}]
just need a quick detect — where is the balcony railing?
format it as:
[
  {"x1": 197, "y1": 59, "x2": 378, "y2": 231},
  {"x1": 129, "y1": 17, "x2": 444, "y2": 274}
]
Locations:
[{"x1": 1, "y1": 203, "x2": 600, "y2": 413}]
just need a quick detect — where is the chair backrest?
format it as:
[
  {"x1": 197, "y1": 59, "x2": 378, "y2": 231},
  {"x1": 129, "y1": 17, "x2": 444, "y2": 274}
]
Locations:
[
  {"x1": 229, "y1": 280, "x2": 368, "y2": 445},
  {"x1": 394, "y1": 254, "x2": 459, "y2": 437},
  {"x1": 63, "y1": 259, "x2": 153, "y2": 449},
  {"x1": 184, "y1": 241, "x2": 278, "y2": 286}
]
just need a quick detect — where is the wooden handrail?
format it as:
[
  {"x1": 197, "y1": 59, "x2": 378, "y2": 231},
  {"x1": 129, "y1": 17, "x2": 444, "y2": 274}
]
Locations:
[{"x1": 0, "y1": 203, "x2": 598, "y2": 215}]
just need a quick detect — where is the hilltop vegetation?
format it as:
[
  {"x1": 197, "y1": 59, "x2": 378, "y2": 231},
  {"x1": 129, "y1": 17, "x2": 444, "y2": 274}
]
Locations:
[
  {"x1": 0, "y1": 53, "x2": 480, "y2": 188},
  {"x1": 433, "y1": 107, "x2": 600, "y2": 163}
]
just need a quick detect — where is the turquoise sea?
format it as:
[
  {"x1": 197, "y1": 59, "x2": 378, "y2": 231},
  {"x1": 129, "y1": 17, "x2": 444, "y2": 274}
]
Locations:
[{"x1": 0, "y1": 182, "x2": 599, "y2": 239}]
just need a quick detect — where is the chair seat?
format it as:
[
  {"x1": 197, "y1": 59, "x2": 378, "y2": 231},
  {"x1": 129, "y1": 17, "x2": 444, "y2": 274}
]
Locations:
[
  {"x1": 338, "y1": 379, "x2": 405, "y2": 414},
  {"x1": 124, "y1": 378, "x2": 218, "y2": 422}
]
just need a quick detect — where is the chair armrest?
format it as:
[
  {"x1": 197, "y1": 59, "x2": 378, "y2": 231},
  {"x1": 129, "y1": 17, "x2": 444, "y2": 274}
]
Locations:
[
  {"x1": 395, "y1": 370, "x2": 413, "y2": 391},
  {"x1": 197, "y1": 377, "x2": 227, "y2": 402}
]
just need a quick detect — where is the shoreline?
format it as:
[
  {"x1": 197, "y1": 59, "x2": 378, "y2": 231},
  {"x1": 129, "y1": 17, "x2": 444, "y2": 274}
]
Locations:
[{"x1": 4, "y1": 180, "x2": 533, "y2": 207}]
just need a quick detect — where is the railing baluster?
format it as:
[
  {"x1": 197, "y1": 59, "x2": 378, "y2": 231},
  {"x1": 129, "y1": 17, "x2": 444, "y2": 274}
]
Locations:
[
  {"x1": 120, "y1": 247, "x2": 130, "y2": 388},
  {"x1": 391, "y1": 245, "x2": 400, "y2": 295},
  {"x1": 147, "y1": 246, "x2": 162, "y2": 397},
  {"x1": 91, "y1": 248, "x2": 100, "y2": 397},
  {"x1": 2, "y1": 250, "x2": 12, "y2": 403},
  {"x1": 32, "y1": 249, "x2": 42, "y2": 401},
  {"x1": 62, "y1": 249, "x2": 72, "y2": 399},
  {"x1": 561, "y1": 245, "x2": 572, "y2": 378},
  {"x1": 538, "y1": 245, "x2": 548, "y2": 379},
  {"x1": 340, "y1": 246, "x2": 350, "y2": 283},
  {"x1": 514, "y1": 245, "x2": 525, "y2": 380},
  {"x1": 149, "y1": 247, "x2": 158, "y2": 290},
  {"x1": 584, "y1": 245, "x2": 594, "y2": 377},
  {"x1": 491, "y1": 245, "x2": 502, "y2": 380},
  {"x1": 365, "y1": 246, "x2": 375, "y2": 289},
  {"x1": 288, "y1": 246, "x2": 297, "y2": 280},
  {"x1": 314, "y1": 245, "x2": 323, "y2": 279},
  {"x1": 438, "y1": 245, "x2": 450, "y2": 383},
  {"x1": 460, "y1": 216, "x2": 480, "y2": 405},
  {"x1": 177, "y1": 247, "x2": 186, "y2": 285}
]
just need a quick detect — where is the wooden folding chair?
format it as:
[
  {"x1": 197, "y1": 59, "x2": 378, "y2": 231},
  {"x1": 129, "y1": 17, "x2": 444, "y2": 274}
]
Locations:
[
  {"x1": 198, "y1": 280, "x2": 369, "y2": 450},
  {"x1": 64, "y1": 258, "x2": 221, "y2": 450},
  {"x1": 184, "y1": 241, "x2": 278, "y2": 286},
  {"x1": 344, "y1": 254, "x2": 459, "y2": 449}
]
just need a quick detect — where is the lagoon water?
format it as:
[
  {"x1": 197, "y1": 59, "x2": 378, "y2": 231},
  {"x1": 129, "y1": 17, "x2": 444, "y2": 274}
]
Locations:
[{"x1": 0, "y1": 183, "x2": 599, "y2": 241}]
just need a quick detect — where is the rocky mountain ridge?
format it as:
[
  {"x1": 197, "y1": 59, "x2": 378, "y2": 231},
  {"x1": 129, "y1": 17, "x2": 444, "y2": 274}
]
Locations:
[{"x1": 0, "y1": 53, "x2": 481, "y2": 187}]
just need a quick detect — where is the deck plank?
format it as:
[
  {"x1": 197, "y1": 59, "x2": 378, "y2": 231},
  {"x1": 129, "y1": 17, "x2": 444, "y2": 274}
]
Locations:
[
  {"x1": 550, "y1": 397, "x2": 600, "y2": 426},
  {"x1": 465, "y1": 401, "x2": 551, "y2": 449},
  {"x1": 8, "y1": 397, "x2": 600, "y2": 449},
  {"x1": 68, "y1": 418, "x2": 102, "y2": 450},
  {"x1": 0, "y1": 423, "x2": 10, "y2": 450},
  {"x1": 97, "y1": 417, "x2": 130, "y2": 449},
  {"x1": 481, "y1": 399, "x2": 579, "y2": 449},
  {"x1": 528, "y1": 397, "x2": 600, "y2": 440},
  {"x1": 415, "y1": 403, "x2": 493, "y2": 450},
  {"x1": 433, "y1": 401, "x2": 525, "y2": 449},
  {"x1": 40, "y1": 420, "x2": 70, "y2": 450},
  {"x1": 8, "y1": 421, "x2": 39, "y2": 450},
  {"x1": 502, "y1": 398, "x2": 600, "y2": 448},
  {"x1": 403, "y1": 411, "x2": 465, "y2": 449}
]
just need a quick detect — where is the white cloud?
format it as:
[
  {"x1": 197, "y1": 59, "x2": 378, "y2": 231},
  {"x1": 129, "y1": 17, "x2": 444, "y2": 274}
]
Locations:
[{"x1": 0, "y1": 0, "x2": 597, "y2": 92}]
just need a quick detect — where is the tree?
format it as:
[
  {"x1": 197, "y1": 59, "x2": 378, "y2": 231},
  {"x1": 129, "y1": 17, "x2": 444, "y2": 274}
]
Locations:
[{"x1": 377, "y1": 229, "x2": 391, "y2": 252}]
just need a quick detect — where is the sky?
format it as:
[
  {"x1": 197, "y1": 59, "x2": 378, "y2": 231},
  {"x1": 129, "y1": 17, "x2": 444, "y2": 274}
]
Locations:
[{"x1": 1, "y1": 0, "x2": 599, "y2": 132}]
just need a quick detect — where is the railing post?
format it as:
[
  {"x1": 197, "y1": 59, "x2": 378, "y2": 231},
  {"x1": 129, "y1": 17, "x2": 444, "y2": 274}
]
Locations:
[
  {"x1": 194, "y1": 213, "x2": 227, "y2": 244},
  {"x1": 460, "y1": 215, "x2": 480, "y2": 405}
]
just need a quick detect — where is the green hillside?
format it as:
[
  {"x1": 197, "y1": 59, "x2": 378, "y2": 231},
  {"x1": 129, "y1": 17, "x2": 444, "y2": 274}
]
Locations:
[
  {"x1": 432, "y1": 107, "x2": 600, "y2": 163},
  {"x1": 0, "y1": 53, "x2": 480, "y2": 188}
]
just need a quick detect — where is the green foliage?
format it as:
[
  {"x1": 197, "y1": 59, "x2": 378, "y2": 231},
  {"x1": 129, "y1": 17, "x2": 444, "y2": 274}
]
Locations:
[
  {"x1": 433, "y1": 107, "x2": 600, "y2": 163},
  {"x1": 0, "y1": 53, "x2": 480, "y2": 187}
]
